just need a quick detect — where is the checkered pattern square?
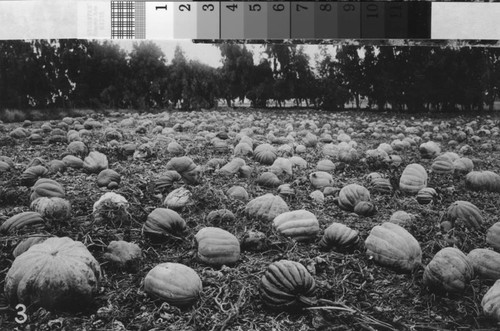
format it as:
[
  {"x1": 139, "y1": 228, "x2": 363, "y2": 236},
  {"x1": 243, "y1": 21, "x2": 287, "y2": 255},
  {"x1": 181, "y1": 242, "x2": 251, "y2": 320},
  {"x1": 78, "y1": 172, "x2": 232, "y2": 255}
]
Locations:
[{"x1": 111, "y1": 1, "x2": 135, "y2": 39}]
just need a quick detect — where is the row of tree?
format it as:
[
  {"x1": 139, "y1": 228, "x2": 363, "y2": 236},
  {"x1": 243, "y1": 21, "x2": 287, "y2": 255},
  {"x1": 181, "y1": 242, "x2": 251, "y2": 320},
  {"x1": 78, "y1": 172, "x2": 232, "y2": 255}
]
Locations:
[{"x1": 1, "y1": 40, "x2": 500, "y2": 112}]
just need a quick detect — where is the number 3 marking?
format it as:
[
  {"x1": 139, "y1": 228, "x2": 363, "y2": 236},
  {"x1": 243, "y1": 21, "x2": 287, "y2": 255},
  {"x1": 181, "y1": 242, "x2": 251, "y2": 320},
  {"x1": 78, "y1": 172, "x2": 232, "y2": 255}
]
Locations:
[{"x1": 15, "y1": 304, "x2": 27, "y2": 324}]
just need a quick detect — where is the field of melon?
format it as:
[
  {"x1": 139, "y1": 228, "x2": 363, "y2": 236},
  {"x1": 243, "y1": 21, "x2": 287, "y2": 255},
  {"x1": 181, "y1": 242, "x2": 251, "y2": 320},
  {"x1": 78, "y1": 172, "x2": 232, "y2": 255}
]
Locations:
[{"x1": 2, "y1": 109, "x2": 500, "y2": 330}]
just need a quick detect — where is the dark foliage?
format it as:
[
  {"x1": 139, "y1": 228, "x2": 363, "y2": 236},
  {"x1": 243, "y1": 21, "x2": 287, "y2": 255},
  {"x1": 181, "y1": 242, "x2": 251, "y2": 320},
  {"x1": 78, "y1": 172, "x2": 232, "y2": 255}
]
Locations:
[{"x1": 1, "y1": 40, "x2": 500, "y2": 112}]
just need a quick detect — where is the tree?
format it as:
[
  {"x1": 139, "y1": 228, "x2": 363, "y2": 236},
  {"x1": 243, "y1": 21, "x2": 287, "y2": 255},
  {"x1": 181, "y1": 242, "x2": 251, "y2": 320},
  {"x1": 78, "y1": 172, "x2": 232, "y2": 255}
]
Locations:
[
  {"x1": 264, "y1": 43, "x2": 294, "y2": 106},
  {"x1": 456, "y1": 47, "x2": 487, "y2": 111},
  {"x1": 0, "y1": 40, "x2": 58, "y2": 109},
  {"x1": 363, "y1": 46, "x2": 396, "y2": 111},
  {"x1": 24, "y1": 40, "x2": 61, "y2": 108},
  {"x1": 167, "y1": 45, "x2": 189, "y2": 109},
  {"x1": 165, "y1": 46, "x2": 220, "y2": 110},
  {"x1": 187, "y1": 60, "x2": 219, "y2": 109},
  {"x1": 400, "y1": 47, "x2": 432, "y2": 112},
  {"x1": 388, "y1": 46, "x2": 427, "y2": 111},
  {"x1": 482, "y1": 48, "x2": 500, "y2": 111},
  {"x1": 218, "y1": 44, "x2": 254, "y2": 107},
  {"x1": 335, "y1": 46, "x2": 365, "y2": 109},
  {"x1": 127, "y1": 41, "x2": 168, "y2": 109},
  {"x1": 54, "y1": 39, "x2": 92, "y2": 108},
  {"x1": 316, "y1": 46, "x2": 350, "y2": 111},
  {"x1": 265, "y1": 43, "x2": 294, "y2": 78},
  {"x1": 290, "y1": 46, "x2": 315, "y2": 107},
  {"x1": 246, "y1": 59, "x2": 274, "y2": 108},
  {"x1": 87, "y1": 41, "x2": 129, "y2": 108}
]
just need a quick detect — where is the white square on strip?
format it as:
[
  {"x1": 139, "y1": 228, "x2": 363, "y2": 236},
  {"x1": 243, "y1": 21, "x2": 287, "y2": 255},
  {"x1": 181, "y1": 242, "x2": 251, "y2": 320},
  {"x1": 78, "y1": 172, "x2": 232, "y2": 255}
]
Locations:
[
  {"x1": 432, "y1": 3, "x2": 500, "y2": 40},
  {"x1": 146, "y1": 2, "x2": 174, "y2": 39}
]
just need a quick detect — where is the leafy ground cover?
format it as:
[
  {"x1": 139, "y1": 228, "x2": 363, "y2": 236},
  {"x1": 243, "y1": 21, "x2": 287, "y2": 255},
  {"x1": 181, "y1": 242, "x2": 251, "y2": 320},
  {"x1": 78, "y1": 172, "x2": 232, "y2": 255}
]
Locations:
[{"x1": 1, "y1": 109, "x2": 500, "y2": 330}]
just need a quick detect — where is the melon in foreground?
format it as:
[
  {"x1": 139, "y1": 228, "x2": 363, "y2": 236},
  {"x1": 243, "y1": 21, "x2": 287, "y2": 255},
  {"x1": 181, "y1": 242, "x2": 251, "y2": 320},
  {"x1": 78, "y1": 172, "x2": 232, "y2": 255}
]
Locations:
[
  {"x1": 465, "y1": 170, "x2": 500, "y2": 192},
  {"x1": 12, "y1": 234, "x2": 52, "y2": 258},
  {"x1": 93, "y1": 192, "x2": 129, "y2": 223},
  {"x1": 399, "y1": 163, "x2": 427, "y2": 194},
  {"x1": 272, "y1": 210, "x2": 320, "y2": 241},
  {"x1": 319, "y1": 222, "x2": 359, "y2": 252},
  {"x1": 143, "y1": 208, "x2": 186, "y2": 240},
  {"x1": 245, "y1": 193, "x2": 289, "y2": 222},
  {"x1": 195, "y1": 227, "x2": 240, "y2": 266},
  {"x1": 487, "y1": 222, "x2": 500, "y2": 251},
  {"x1": 337, "y1": 183, "x2": 370, "y2": 212},
  {"x1": 423, "y1": 247, "x2": 474, "y2": 293},
  {"x1": 83, "y1": 151, "x2": 108, "y2": 173},
  {"x1": 163, "y1": 187, "x2": 194, "y2": 209},
  {"x1": 93, "y1": 192, "x2": 129, "y2": 212},
  {"x1": 260, "y1": 260, "x2": 316, "y2": 310},
  {"x1": 365, "y1": 222, "x2": 422, "y2": 272},
  {"x1": 30, "y1": 197, "x2": 71, "y2": 221},
  {"x1": 144, "y1": 262, "x2": 202, "y2": 307},
  {"x1": 309, "y1": 171, "x2": 334, "y2": 189},
  {"x1": 0, "y1": 211, "x2": 45, "y2": 234},
  {"x1": 30, "y1": 178, "x2": 65, "y2": 202},
  {"x1": 445, "y1": 200, "x2": 482, "y2": 229},
  {"x1": 482, "y1": 279, "x2": 500, "y2": 321},
  {"x1": 103, "y1": 240, "x2": 142, "y2": 270},
  {"x1": 4, "y1": 237, "x2": 101, "y2": 311},
  {"x1": 467, "y1": 248, "x2": 500, "y2": 282}
]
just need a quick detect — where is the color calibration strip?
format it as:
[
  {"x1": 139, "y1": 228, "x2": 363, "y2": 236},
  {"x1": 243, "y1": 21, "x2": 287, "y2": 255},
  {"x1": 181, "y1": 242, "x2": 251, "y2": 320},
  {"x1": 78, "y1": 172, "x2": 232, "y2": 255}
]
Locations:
[
  {"x1": 0, "y1": 1, "x2": 499, "y2": 40},
  {"x1": 115, "y1": 1, "x2": 498, "y2": 40},
  {"x1": 141, "y1": 1, "x2": 432, "y2": 40}
]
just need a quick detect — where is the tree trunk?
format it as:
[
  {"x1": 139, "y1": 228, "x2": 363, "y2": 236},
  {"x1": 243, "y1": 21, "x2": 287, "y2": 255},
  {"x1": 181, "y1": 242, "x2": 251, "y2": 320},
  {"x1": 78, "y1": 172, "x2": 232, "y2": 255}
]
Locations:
[{"x1": 377, "y1": 101, "x2": 385, "y2": 111}]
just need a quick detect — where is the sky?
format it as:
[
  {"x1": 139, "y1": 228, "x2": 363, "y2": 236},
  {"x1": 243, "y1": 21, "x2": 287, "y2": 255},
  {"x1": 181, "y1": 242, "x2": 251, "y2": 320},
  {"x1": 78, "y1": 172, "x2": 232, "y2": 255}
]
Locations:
[
  {"x1": 115, "y1": 40, "x2": 228, "y2": 67},
  {"x1": 114, "y1": 40, "x2": 332, "y2": 68}
]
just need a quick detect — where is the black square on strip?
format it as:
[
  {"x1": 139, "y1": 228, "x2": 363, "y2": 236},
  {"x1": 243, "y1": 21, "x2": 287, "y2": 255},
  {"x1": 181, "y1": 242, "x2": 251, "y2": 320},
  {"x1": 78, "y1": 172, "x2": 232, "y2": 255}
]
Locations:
[
  {"x1": 111, "y1": 1, "x2": 136, "y2": 39},
  {"x1": 408, "y1": 1, "x2": 431, "y2": 39}
]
